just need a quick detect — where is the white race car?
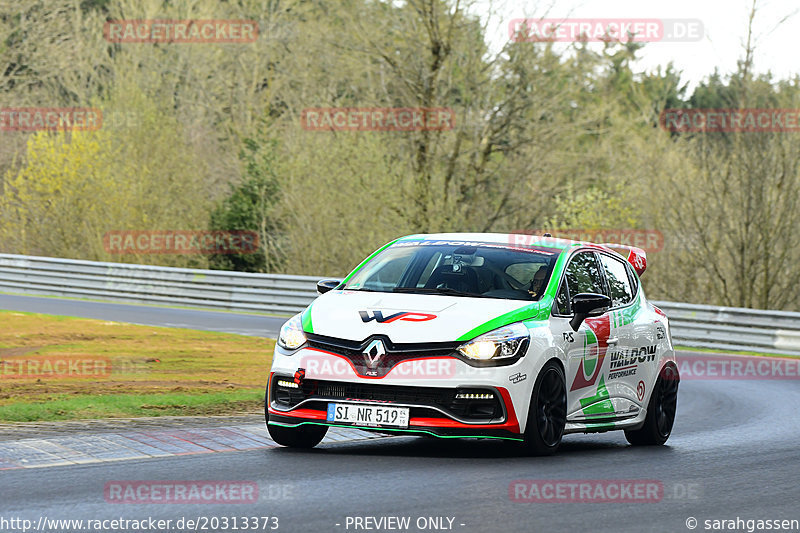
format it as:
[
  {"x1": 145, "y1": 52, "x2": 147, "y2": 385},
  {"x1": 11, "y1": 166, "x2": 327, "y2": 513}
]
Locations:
[{"x1": 266, "y1": 233, "x2": 679, "y2": 455}]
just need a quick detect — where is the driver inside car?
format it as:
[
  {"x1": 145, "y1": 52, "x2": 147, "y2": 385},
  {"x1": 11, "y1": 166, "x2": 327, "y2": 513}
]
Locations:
[{"x1": 528, "y1": 266, "x2": 548, "y2": 298}]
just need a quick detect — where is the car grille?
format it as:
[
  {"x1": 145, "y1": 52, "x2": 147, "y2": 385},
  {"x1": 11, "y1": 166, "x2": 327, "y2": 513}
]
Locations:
[{"x1": 305, "y1": 332, "x2": 460, "y2": 378}]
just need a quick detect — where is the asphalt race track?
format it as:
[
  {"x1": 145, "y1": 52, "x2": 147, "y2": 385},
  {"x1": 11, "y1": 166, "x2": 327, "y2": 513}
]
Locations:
[
  {"x1": 0, "y1": 294, "x2": 286, "y2": 337},
  {"x1": 2, "y1": 294, "x2": 799, "y2": 533}
]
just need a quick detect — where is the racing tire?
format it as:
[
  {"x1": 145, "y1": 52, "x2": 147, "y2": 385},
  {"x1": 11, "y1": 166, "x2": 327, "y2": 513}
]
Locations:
[
  {"x1": 521, "y1": 360, "x2": 567, "y2": 456},
  {"x1": 267, "y1": 422, "x2": 328, "y2": 448},
  {"x1": 625, "y1": 364, "x2": 679, "y2": 446},
  {"x1": 265, "y1": 387, "x2": 328, "y2": 448}
]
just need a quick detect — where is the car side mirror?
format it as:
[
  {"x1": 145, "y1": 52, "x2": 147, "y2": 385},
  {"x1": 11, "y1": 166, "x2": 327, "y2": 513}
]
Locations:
[
  {"x1": 570, "y1": 293, "x2": 611, "y2": 331},
  {"x1": 317, "y1": 279, "x2": 342, "y2": 295}
]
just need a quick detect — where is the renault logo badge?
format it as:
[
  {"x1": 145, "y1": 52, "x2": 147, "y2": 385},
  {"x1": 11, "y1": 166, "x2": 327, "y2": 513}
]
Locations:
[{"x1": 363, "y1": 339, "x2": 386, "y2": 369}]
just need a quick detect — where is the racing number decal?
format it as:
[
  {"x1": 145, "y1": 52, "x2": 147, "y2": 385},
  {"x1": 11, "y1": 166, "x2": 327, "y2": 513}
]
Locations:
[{"x1": 569, "y1": 314, "x2": 611, "y2": 392}]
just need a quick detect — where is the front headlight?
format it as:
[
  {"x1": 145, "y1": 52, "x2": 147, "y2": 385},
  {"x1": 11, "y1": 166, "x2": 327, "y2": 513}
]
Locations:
[
  {"x1": 457, "y1": 322, "x2": 529, "y2": 361},
  {"x1": 277, "y1": 313, "x2": 307, "y2": 350}
]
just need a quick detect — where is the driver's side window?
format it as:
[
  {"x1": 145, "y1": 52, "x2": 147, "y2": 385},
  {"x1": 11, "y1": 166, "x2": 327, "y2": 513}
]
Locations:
[{"x1": 556, "y1": 252, "x2": 605, "y2": 315}]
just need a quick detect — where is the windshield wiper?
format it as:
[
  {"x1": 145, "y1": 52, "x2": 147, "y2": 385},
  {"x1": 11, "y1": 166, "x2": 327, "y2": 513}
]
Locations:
[{"x1": 392, "y1": 287, "x2": 488, "y2": 298}]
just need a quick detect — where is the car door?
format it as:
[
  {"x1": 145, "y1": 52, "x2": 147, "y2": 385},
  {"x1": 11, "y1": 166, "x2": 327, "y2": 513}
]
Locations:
[
  {"x1": 597, "y1": 251, "x2": 652, "y2": 417},
  {"x1": 553, "y1": 250, "x2": 615, "y2": 422}
]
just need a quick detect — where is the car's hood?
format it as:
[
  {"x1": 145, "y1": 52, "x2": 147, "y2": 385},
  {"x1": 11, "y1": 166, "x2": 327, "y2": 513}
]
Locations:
[{"x1": 303, "y1": 290, "x2": 541, "y2": 343}]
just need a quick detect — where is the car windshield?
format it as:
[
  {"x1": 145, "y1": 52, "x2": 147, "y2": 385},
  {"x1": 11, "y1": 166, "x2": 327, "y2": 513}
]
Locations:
[{"x1": 342, "y1": 240, "x2": 558, "y2": 301}]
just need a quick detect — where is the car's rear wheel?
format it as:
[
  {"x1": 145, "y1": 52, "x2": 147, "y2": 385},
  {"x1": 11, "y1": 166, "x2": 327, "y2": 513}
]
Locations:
[
  {"x1": 625, "y1": 364, "x2": 679, "y2": 446},
  {"x1": 522, "y1": 360, "x2": 567, "y2": 456}
]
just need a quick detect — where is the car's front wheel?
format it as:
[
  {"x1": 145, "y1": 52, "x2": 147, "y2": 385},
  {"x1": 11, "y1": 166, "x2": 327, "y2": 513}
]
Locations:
[
  {"x1": 625, "y1": 364, "x2": 679, "y2": 446},
  {"x1": 265, "y1": 387, "x2": 328, "y2": 448},
  {"x1": 522, "y1": 360, "x2": 567, "y2": 455},
  {"x1": 267, "y1": 422, "x2": 328, "y2": 448}
]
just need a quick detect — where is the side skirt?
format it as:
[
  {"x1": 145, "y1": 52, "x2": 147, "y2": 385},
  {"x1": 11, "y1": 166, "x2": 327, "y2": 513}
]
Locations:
[{"x1": 564, "y1": 410, "x2": 647, "y2": 434}]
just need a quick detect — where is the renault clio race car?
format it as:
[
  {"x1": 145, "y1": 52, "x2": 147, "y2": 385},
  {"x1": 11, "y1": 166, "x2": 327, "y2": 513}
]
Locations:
[{"x1": 266, "y1": 233, "x2": 679, "y2": 455}]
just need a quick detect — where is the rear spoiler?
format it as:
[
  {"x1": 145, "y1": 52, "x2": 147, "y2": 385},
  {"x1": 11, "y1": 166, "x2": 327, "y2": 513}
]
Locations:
[{"x1": 600, "y1": 244, "x2": 647, "y2": 276}]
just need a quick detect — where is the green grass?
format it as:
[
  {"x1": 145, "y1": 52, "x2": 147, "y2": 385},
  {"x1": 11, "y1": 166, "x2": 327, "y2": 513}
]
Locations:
[{"x1": 0, "y1": 310, "x2": 274, "y2": 422}]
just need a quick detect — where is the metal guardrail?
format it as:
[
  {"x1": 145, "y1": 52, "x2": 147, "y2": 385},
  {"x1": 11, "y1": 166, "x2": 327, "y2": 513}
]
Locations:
[
  {"x1": 0, "y1": 254, "x2": 319, "y2": 315},
  {"x1": 1, "y1": 254, "x2": 798, "y2": 355},
  {"x1": 651, "y1": 301, "x2": 800, "y2": 356}
]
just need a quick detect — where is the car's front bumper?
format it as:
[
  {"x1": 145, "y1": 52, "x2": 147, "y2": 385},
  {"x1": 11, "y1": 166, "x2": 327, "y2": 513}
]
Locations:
[
  {"x1": 267, "y1": 342, "x2": 530, "y2": 441},
  {"x1": 267, "y1": 413, "x2": 523, "y2": 441}
]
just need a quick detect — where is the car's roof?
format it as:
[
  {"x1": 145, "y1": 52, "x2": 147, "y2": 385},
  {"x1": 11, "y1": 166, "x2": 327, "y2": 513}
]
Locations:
[{"x1": 396, "y1": 232, "x2": 585, "y2": 251}]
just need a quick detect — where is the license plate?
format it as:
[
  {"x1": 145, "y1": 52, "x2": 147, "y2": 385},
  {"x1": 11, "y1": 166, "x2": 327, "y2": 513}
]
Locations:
[{"x1": 326, "y1": 403, "x2": 409, "y2": 429}]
